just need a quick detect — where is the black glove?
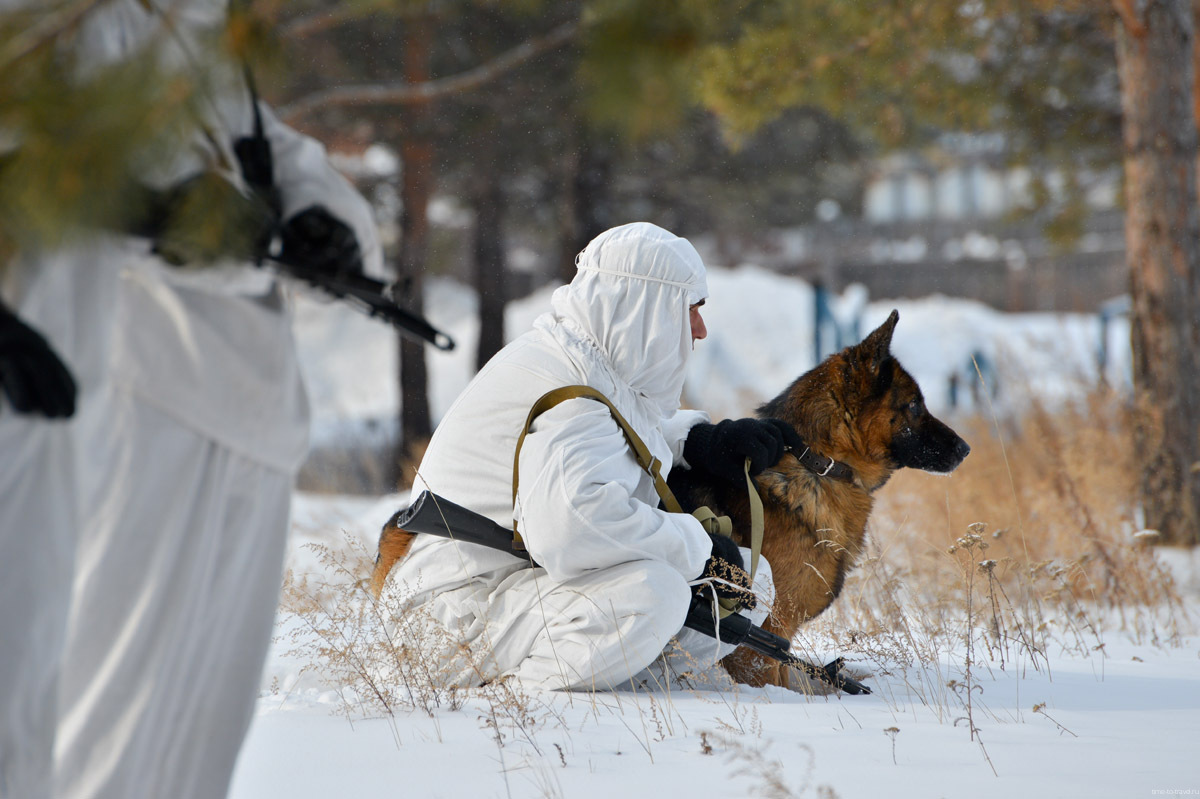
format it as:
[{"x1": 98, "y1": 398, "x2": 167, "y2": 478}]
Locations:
[
  {"x1": 697, "y1": 533, "x2": 755, "y2": 611},
  {"x1": 278, "y1": 206, "x2": 362, "y2": 276},
  {"x1": 145, "y1": 171, "x2": 277, "y2": 267},
  {"x1": 683, "y1": 417, "x2": 804, "y2": 482},
  {"x1": 0, "y1": 302, "x2": 77, "y2": 418}
]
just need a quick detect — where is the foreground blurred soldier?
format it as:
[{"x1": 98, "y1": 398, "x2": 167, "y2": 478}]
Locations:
[
  {"x1": 0, "y1": 296, "x2": 79, "y2": 799},
  {"x1": 385, "y1": 222, "x2": 796, "y2": 690},
  {"x1": 0, "y1": 2, "x2": 381, "y2": 798}
]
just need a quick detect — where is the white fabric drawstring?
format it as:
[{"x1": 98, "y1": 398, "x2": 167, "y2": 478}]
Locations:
[{"x1": 575, "y1": 264, "x2": 703, "y2": 291}]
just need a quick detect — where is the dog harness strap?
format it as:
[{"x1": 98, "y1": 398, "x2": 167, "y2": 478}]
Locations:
[
  {"x1": 792, "y1": 445, "x2": 855, "y2": 483},
  {"x1": 690, "y1": 506, "x2": 732, "y2": 536},
  {"x1": 715, "y1": 459, "x2": 765, "y2": 618},
  {"x1": 512, "y1": 385, "x2": 684, "y2": 548},
  {"x1": 744, "y1": 458, "x2": 763, "y2": 582}
]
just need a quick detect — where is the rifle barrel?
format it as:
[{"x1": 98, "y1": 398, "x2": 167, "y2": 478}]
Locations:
[{"x1": 269, "y1": 258, "x2": 455, "y2": 350}]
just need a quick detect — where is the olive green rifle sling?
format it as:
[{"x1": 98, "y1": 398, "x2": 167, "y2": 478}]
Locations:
[{"x1": 511, "y1": 385, "x2": 764, "y2": 618}]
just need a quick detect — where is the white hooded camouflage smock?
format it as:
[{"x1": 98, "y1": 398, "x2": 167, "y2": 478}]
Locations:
[
  {"x1": 389, "y1": 222, "x2": 772, "y2": 690},
  {"x1": 0, "y1": 2, "x2": 380, "y2": 798}
]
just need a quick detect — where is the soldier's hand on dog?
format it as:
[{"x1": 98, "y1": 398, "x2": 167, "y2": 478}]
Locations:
[
  {"x1": 697, "y1": 532, "x2": 756, "y2": 610},
  {"x1": 684, "y1": 417, "x2": 804, "y2": 482}
]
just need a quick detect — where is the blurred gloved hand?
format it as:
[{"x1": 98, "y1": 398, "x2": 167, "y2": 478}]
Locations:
[
  {"x1": 696, "y1": 532, "x2": 755, "y2": 610},
  {"x1": 0, "y1": 302, "x2": 77, "y2": 418},
  {"x1": 684, "y1": 417, "x2": 804, "y2": 483},
  {"x1": 278, "y1": 206, "x2": 362, "y2": 276},
  {"x1": 145, "y1": 171, "x2": 277, "y2": 267}
]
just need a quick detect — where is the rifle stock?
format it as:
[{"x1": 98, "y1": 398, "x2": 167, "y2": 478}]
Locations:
[{"x1": 385, "y1": 490, "x2": 527, "y2": 555}]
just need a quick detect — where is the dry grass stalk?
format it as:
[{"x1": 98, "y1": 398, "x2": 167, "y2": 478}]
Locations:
[
  {"x1": 277, "y1": 531, "x2": 553, "y2": 750},
  {"x1": 854, "y1": 389, "x2": 1187, "y2": 647}
]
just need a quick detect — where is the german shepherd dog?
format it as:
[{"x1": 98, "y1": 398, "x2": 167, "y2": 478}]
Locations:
[{"x1": 668, "y1": 309, "x2": 970, "y2": 689}]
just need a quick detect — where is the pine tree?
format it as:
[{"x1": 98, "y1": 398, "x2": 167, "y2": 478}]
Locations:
[{"x1": 0, "y1": 1, "x2": 283, "y2": 265}]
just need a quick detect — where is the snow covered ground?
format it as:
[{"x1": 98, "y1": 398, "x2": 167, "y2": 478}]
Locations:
[
  {"x1": 232, "y1": 493, "x2": 1200, "y2": 799},
  {"x1": 227, "y1": 267, "x2": 1200, "y2": 799},
  {"x1": 233, "y1": 640, "x2": 1200, "y2": 798}
]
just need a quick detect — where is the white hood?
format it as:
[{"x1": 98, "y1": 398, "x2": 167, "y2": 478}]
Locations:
[{"x1": 540, "y1": 222, "x2": 707, "y2": 417}]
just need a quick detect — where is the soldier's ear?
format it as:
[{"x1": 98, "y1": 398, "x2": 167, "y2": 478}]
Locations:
[{"x1": 855, "y1": 309, "x2": 898, "y2": 371}]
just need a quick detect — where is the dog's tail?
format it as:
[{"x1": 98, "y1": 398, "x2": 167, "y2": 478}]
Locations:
[{"x1": 369, "y1": 523, "x2": 417, "y2": 598}]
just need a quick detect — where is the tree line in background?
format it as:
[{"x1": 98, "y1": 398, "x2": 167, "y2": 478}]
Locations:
[
  {"x1": 269, "y1": 1, "x2": 869, "y2": 471},
  {"x1": 2, "y1": 0, "x2": 1198, "y2": 546}
]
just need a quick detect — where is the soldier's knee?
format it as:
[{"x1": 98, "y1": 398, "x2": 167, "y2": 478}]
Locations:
[{"x1": 604, "y1": 559, "x2": 692, "y2": 642}]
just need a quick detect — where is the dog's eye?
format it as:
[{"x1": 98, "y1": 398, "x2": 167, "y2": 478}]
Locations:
[{"x1": 907, "y1": 400, "x2": 923, "y2": 415}]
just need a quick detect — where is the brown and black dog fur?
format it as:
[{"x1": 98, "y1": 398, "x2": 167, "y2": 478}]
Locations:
[
  {"x1": 668, "y1": 309, "x2": 970, "y2": 688},
  {"x1": 371, "y1": 527, "x2": 413, "y2": 598}
]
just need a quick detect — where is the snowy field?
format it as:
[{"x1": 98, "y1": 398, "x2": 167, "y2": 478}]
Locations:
[
  {"x1": 229, "y1": 266, "x2": 1200, "y2": 799},
  {"x1": 230, "y1": 492, "x2": 1200, "y2": 799}
]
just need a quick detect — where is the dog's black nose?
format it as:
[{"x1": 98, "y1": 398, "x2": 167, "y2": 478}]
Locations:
[{"x1": 956, "y1": 438, "x2": 971, "y2": 461}]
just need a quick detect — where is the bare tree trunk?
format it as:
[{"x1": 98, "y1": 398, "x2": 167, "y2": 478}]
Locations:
[
  {"x1": 1193, "y1": 0, "x2": 1200, "y2": 130},
  {"x1": 1116, "y1": 0, "x2": 1200, "y2": 546},
  {"x1": 472, "y1": 173, "x2": 508, "y2": 371},
  {"x1": 394, "y1": 16, "x2": 435, "y2": 486}
]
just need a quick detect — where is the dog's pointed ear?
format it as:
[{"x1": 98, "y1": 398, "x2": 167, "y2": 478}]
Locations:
[{"x1": 857, "y1": 309, "x2": 899, "y2": 370}]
